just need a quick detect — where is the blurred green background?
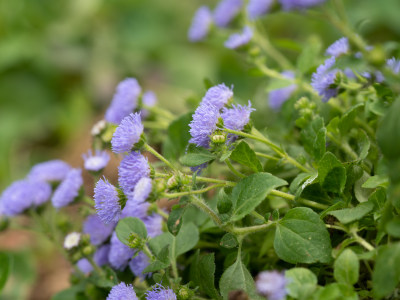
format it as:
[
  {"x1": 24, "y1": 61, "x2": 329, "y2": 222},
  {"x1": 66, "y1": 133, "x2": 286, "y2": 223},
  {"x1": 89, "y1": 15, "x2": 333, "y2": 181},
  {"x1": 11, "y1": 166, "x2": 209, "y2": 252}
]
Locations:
[{"x1": 1, "y1": 0, "x2": 400, "y2": 298}]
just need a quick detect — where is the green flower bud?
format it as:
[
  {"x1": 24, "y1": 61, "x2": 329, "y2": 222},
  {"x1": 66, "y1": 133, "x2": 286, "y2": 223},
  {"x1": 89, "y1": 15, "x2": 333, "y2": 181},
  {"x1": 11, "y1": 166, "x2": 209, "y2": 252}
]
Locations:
[
  {"x1": 177, "y1": 286, "x2": 194, "y2": 300},
  {"x1": 167, "y1": 175, "x2": 178, "y2": 190},
  {"x1": 82, "y1": 245, "x2": 94, "y2": 256},
  {"x1": 128, "y1": 233, "x2": 145, "y2": 249}
]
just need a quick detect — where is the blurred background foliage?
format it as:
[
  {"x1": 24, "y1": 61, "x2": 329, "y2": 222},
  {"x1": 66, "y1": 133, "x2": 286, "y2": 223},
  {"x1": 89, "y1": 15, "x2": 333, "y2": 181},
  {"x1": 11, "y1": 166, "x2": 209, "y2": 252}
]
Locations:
[{"x1": 1, "y1": 0, "x2": 400, "y2": 298}]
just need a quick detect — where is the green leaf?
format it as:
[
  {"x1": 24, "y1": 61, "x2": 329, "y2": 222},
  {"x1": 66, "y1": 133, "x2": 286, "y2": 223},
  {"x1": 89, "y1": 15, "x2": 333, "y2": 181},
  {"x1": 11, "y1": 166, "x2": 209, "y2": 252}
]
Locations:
[
  {"x1": 354, "y1": 130, "x2": 370, "y2": 161},
  {"x1": 386, "y1": 217, "x2": 400, "y2": 238},
  {"x1": 377, "y1": 98, "x2": 400, "y2": 160},
  {"x1": 339, "y1": 103, "x2": 364, "y2": 134},
  {"x1": 219, "y1": 256, "x2": 261, "y2": 300},
  {"x1": 334, "y1": 249, "x2": 359, "y2": 285},
  {"x1": 315, "y1": 283, "x2": 358, "y2": 300},
  {"x1": 144, "y1": 245, "x2": 170, "y2": 273},
  {"x1": 230, "y1": 141, "x2": 263, "y2": 172},
  {"x1": 116, "y1": 217, "x2": 147, "y2": 246},
  {"x1": 148, "y1": 232, "x2": 173, "y2": 255},
  {"x1": 274, "y1": 207, "x2": 332, "y2": 264},
  {"x1": 167, "y1": 205, "x2": 186, "y2": 236},
  {"x1": 175, "y1": 222, "x2": 199, "y2": 257},
  {"x1": 0, "y1": 252, "x2": 11, "y2": 292},
  {"x1": 286, "y1": 268, "x2": 317, "y2": 300},
  {"x1": 354, "y1": 171, "x2": 373, "y2": 203},
  {"x1": 220, "y1": 233, "x2": 238, "y2": 249},
  {"x1": 179, "y1": 144, "x2": 216, "y2": 167},
  {"x1": 300, "y1": 117, "x2": 326, "y2": 160},
  {"x1": 328, "y1": 201, "x2": 374, "y2": 224},
  {"x1": 362, "y1": 175, "x2": 389, "y2": 189},
  {"x1": 231, "y1": 173, "x2": 287, "y2": 221},
  {"x1": 373, "y1": 243, "x2": 400, "y2": 298},
  {"x1": 191, "y1": 251, "x2": 222, "y2": 300},
  {"x1": 318, "y1": 152, "x2": 347, "y2": 193},
  {"x1": 297, "y1": 36, "x2": 322, "y2": 73},
  {"x1": 89, "y1": 266, "x2": 118, "y2": 288},
  {"x1": 162, "y1": 112, "x2": 192, "y2": 160}
]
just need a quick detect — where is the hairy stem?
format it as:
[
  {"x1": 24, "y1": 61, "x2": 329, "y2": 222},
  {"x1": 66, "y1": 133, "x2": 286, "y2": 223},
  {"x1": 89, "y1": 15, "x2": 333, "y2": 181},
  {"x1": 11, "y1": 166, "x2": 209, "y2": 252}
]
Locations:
[{"x1": 144, "y1": 143, "x2": 175, "y2": 170}]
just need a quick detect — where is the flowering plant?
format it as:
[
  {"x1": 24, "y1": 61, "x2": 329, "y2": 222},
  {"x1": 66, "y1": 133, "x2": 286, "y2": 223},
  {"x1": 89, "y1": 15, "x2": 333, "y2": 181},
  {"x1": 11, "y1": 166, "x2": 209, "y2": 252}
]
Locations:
[{"x1": 1, "y1": 0, "x2": 400, "y2": 299}]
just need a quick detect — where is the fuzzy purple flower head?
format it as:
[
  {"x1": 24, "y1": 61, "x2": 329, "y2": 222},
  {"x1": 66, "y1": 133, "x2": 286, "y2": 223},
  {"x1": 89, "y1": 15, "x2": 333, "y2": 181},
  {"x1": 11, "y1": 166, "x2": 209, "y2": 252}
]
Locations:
[
  {"x1": 325, "y1": 37, "x2": 349, "y2": 57},
  {"x1": 269, "y1": 71, "x2": 297, "y2": 110},
  {"x1": 214, "y1": 0, "x2": 243, "y2": 28},
  {"x1": 188, "y1": 6, "x2": 213, "y2": 42},
  {"x1": 28, "y1": 160, "x2": 71, "y2": 182},
  {"x1": 94, "y1": 244, "x2": 111, "y2": 267},
  {"x1": 311, "y1": 56, "x2": 339, "y2": 102},
  {"x1": 77, "y1": 259, "x2": 93, "y2": 274},
  {"x1": 118, "y1": 151, "x2": 150, "y2": 196},
  {"x1": 132, "y1": 177, "x2": 152, "y2": 203},
  {"x1": 0, "y1": 180, "x2": 51, "y2": 216},
  {"x1": 111, "y1": 112, "x2": 144, "y2": 154},
  {"x1": 189, "y1": 102, "x2": 220, "y2": 148},
  {"x1": 107, "y1": 282, "x2": 138, "y2": 300},
  {"x1": 83, "y1": 150, "x2": 110, "y2": 172},
  {"x1": 109, "y1": 232, "x2": 135, "y2": 271},
  {"x1": 143, "y1": 214, "x2": 163, "y2": 238},
  {"x1": 51, "y1": 169, "x2": 83, "y2": 209},
  {"x1": 202, "y1": 84, "x2": 233, "y2": 109},
  {"x1": 247, "y1": 0, "x2": 273, "y2": 20},
  {"x1": 105, "y1": 78, "x2": 142, "y2": 125},
  {"x1": 221, "y1": 100, "x2": 255, "y2": 132},
  {"x1": 121, "y1": 200, "x2": 150, "y2": 220},
  {"x1": 94, "y1": 178, "x2": 121, "y2": 224},
  {"x1": 279, "y1": 0, "x2": 327, "y2": 10},
  {"x1": 83, "y1": 214, "x2": 115, "y2": 245},
  {"x1": 387, "y1": 57, "x2": 400, "y2": 74},
  {"x1": 225, "y1": 26, "x2": 253, "y2": 49},
  {"x1": 129, "y1": 251, "x2": 150, "y2": 280},
  {"x1": 256, "y1": 270, "x2": 287, "y2": 300},
  {"x1": 146, "y1": 283, "x2": 177, "y2": 300}
]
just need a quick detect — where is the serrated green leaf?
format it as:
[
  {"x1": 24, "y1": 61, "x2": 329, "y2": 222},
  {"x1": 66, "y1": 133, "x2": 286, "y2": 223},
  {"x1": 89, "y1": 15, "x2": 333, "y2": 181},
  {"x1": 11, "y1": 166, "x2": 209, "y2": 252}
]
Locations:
[
  {"x1": 328, "y1": 201, "x2": 374, "y2": 224},
  {"x1": 230, "y1": 141, "x2": 263, "y2": 172},
  {"x1": 377, "y1": 98, "x2": 400, "y2": 160},
  {"x1": 274, "y1": 207, "x2": 332, "y2": 264},
  {"x1": 179, "y1": 144, "x2": 216, "y2": 167},
  {"x1": 339, "y1": 103, "x2": 364, "y2": 134},
  {"x1": 318, "y1": 152, "x2": 347, "y2": 193},
  {"x1": 334, "y1": 249, "x2": 359, "y2": 285},
  {"x1": 219, "y1": 256, "x2": 261, "y2": 300},
  {"x1": 286, "y1": 268, "x2": 318, "y2": 300},
  {"x1": 230, "y1": 173, "x2": 287, "y2": 221},
  {"x1": 116, "y1": 217, "x2": 147, "y2": 246},
  {"x1": 373, "y1": 243, "x2": 400, "y2": 298}
]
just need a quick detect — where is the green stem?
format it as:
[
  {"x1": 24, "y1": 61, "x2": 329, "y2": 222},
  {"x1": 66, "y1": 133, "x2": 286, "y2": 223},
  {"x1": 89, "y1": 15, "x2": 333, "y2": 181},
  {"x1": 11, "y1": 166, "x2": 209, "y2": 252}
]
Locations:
[
  {"x1": 190, "y1": 196, "x2": 222, "y2": 226},
  {"x1": 156, "y1": 207, "x2": 169, "y2": 219},
  {"x1": 251, "y1": 211, "x2": 265, "y2": 221},
  {"x1": 352, "y1": 231, "x2": 375, "y2": 251},
  {"x1": 223, "y1": 128, "x2": 313, "y2": 173},
  {"x1": 231, "y1": 222, "x2": 275, "y2": 236},
  {"x1": 144, "y1": 143, "x2": 174, "y2": 170},
  {"x1": 255, "y1": 152, "x2": 280, "y2": 161},
  {"x1": 142, "y1": 121, "x2": 169, "y2": 130},
  {"x1": 143, "y1": 105, "x2": 175, "y2": 121},
  {"x1": 143, "y1": 244, "x2": 155, "y2": 261},
  {"x1": 270, "y1": 189, "x2": 329, "y2": 209},
  {"x1": 163, "y1": 184, "x2": 225, "y2": 199},
  {"x1": 225, "y1": 159, "x2": 246, "y2": 178},
  {"x1": 326, "y1": 224, "x2": 347, "y2": 232},
  {"x1": 171, "y1": 236, "x2": 179, "y2": 279}
]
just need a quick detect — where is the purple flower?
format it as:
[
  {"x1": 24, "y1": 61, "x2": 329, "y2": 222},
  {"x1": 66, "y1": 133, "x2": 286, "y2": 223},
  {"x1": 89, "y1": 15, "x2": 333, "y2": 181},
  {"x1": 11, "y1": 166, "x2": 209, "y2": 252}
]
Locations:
[
  {"x1": 279, "y1": 0, "x2": 327, "y2": 10},
  {"x1": 77, "y1": 259, "x2": 93, "y2": 274},
  {"x1": 247, "y1": 0, "x2": 273, "y2": 19},
  {"x1": 94, "y1": 244, "x2": 111, "y2": 266},
  {"x1": 343, "y1": 68, "x2": 356, "y2": 79},
  {"x1": 188, "y1": 6, "x2": 213, "y2": 42},
  {"x1": 83, "y1": 214, "x2": 115, "y2": 246},
  {"x1": 109, "y1": 232, "x2": 135, "y2": 271},
  {"x1": 94, "y1": 178, "x2": 121, "y2": 224},
  {"x1": 121, "y1": 200, "x2": 150, "y2": 220},
  {"x1": 202, "y1": 84, "x2": 233, "y2": 110},
  {"x1": 189, "y1": 102, "x2": 220, "y2": 148},
  {"x1": 132, "y1": 177, "x2": 152, "y2": 203},
  {"x1": 362, "y1": 71, "x2": 385, "y2": 83},
  {"x1": 142, "y1": 91, "x2": 157, "y2": 107},
  {"x1": 221, "y1": 100, "x2": 255, "y2": 132},
  {"x1": 143, "y1": 214, "x2": 163, "y2": 238},
  {"x1": 51, "y1": 169, "x2": 83, "y2": 209},
  {"x1": 387, "y1": 57, "x2": 400, "y2": 74},
  {"x1": 129, "y1": 251, "x2": 150, "y2": 280},
  {"x1": 268, "y1": 71, "x2": 297, "y2": 110},
  {"x1": 325, "y1": 37, "x2": 349, "y2": 57},
  {"x1": 256, "y1": 271, "x2": 287, "y2": 300},
  {"x1": 111, "y1": 112, "x2": 144, "y2": 154},
  {"x1": 107, "y1": 282, "x2": 138, "y2": 300},
  {"x1": 118, "y1": 151, "x2": 150, "y2": 196},
  {"x1": 28, "y1": 160, "x2": 71, "y2": 182},
  {"x1": 311, "y1": 56, "x2": 339, "y2": 102},
  {"x1": 0, "y1": 180, "x2": 51, "y2": 216},
  {"x1": 146, "y1": 283, "x2": 177, "y2": 300},
  {"x1": 214, "y1": 0, "x2": 243, "y2": 28},
  {"x1": 225, "y1": 26, "x2": 253, "y2": 49},
  {"x1": 83, "y1": 150, "x2": 110, "y2": 172},
  {"x1": 105, "y1": 78, "x2": 142, "y2": 125}
]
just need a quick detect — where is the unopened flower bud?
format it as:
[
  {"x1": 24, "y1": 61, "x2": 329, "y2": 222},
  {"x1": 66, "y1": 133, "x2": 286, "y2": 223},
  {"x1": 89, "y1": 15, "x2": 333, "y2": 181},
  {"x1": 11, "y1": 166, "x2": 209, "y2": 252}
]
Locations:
[
  {"x1": 82, "y1": 245, "x2": 94, "y2": 256},
  {"x1": 128, "y1": 233, "x2": 144, "y2": 249},
  {"x1": 211, "y1": 133, "x2": 226, "y2": 144},
  {"x1": 178, "y1": 286, "x2": 193, "y2": 300},
  {"x1": 167, "y1": 175, "x2": 178, "y2": 190}
]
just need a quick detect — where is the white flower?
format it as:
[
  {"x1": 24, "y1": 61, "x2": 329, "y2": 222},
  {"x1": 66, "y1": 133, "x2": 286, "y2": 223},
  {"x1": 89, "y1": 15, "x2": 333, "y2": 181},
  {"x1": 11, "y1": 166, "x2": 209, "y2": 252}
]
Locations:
[
  {"x1": 64, "y1": 232, "x2": 81, "y2": 249},
  {"x1": 91, "y1": 120, "x2": 107, "y2": 136}
]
